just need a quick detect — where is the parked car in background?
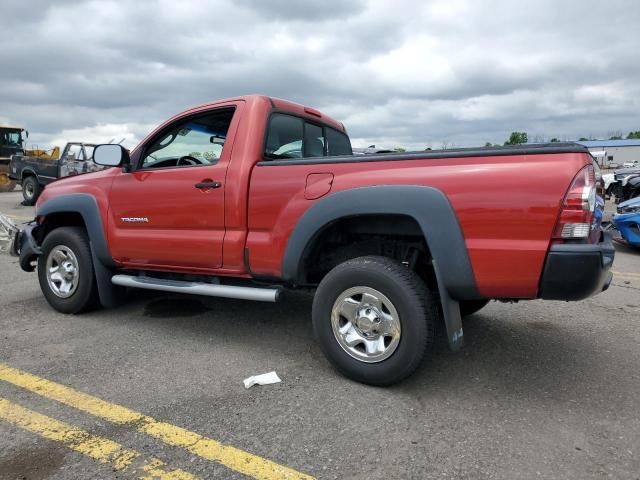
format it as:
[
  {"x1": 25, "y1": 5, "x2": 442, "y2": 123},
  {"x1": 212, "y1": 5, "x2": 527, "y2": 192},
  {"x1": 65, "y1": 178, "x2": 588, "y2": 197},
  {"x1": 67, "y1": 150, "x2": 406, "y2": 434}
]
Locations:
[
  {"x1": 1, "y1": 95, "x2": 614, "y2": 386},
  {"x1": 353, "y1": 145, "x2": 398, "y2": 155},
  {"x1": 610, "y1": 197, "x2": 640, "y2": 247},
  {"x1": 611, "y1": 166, "x2": 640, "y2": 203},
  {"x1": 602, "y1": 172, "x2": 617, "y2": 198},
  {"x1": 9, "y1": 142, "x2": 100, "y2": 204},
  {"x1": 622, "y1": 160, "x2": 640, "y2": 168}
]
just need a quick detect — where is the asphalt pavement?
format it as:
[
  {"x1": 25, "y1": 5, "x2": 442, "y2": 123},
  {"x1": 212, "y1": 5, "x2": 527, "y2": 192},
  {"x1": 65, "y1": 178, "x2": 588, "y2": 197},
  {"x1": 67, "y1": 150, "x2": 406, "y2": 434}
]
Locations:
[{"x1": 0, "y1": 190, "x2": 639, "y2": 480}]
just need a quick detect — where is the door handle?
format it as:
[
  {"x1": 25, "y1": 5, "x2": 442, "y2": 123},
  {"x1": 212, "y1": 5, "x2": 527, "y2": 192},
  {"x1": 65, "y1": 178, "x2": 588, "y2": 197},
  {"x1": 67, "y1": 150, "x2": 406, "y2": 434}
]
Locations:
[{"x1": 195, "y1": 181, "x2": 222, "y2": 189}]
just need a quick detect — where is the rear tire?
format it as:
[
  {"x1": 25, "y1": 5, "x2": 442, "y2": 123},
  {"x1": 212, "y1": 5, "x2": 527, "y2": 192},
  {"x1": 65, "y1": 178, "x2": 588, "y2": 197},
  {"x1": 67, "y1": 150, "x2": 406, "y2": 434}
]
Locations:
[
  {"x1": 312, "y1": 256, "x2": 438, "y2": 386},
  {"x1": 37, "y1": 227, "x2": 98, "y2": 314},
  {"x1": 21, "y1": 176, "x2": 40, "y2": 205}
]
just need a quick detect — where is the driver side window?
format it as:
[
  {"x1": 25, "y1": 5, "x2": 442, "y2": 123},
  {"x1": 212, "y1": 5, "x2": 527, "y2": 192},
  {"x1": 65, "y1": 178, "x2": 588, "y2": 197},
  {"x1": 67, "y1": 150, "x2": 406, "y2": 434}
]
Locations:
[{"x1": 140, "y1": 108, "x2": 235, "y2": 169}]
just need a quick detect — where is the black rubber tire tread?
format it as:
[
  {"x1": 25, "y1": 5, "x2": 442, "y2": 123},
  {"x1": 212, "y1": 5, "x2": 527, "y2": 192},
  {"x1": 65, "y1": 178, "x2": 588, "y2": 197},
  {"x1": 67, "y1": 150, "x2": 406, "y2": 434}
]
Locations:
[
  {"x1": 21, "y1": 176, "x2": 40, "y2": 205},
  {"x1": 37, "y1": 227, "x2": 98, "y2": 314},
  {"x1": 459, "y1": 299, "x2": 489, "y2": 317},
  {"x1": 312, "y1": 255, "x2": 438, "y2": 386}
]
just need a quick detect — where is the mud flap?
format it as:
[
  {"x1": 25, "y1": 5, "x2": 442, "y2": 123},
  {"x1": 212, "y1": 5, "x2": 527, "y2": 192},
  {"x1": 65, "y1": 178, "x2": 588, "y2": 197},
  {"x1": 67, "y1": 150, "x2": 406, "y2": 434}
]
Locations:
[
  {"x1": 432, "y1": 260, "x2": 464, "y2": 352},
  {"x1": 90, "y1": 244, "x2": 126, "y2": 308}
]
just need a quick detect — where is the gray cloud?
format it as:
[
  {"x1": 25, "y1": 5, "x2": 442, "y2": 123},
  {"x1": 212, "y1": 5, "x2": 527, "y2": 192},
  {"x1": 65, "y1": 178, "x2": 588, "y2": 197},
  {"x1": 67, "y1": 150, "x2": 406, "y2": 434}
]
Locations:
[
  {"x1": 236, "y1": 0, "x2": 366, "y2": 21},
  {"x1": 1, "y1": 0, "x2": 639, "y2": 149}
]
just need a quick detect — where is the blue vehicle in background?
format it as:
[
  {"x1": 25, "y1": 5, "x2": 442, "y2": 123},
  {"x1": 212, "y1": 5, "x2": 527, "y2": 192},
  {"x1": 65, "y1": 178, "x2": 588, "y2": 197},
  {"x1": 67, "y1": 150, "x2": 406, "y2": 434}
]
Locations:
[{"x1": 610, "y1": 197, "x2": 640, "y2": 248}]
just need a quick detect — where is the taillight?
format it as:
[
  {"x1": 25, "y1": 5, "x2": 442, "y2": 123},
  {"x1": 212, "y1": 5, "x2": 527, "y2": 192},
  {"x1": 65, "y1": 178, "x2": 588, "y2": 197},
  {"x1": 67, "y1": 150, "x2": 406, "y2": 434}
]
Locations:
[{"x1": 553, "y1": 165, "x2": 597, "y2": 240}]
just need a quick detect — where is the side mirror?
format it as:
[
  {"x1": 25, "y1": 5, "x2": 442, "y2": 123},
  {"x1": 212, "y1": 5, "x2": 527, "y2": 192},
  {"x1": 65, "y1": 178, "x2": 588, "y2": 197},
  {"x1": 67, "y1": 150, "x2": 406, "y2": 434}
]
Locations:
[{"x1": 93, "y1": 144, "x2": 129, "y2": 167}]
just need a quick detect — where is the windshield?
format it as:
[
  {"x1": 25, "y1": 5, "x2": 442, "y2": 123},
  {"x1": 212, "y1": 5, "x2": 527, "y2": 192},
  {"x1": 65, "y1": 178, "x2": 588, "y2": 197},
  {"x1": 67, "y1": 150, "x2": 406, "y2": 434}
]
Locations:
[{"x1": 0, "y1": 130, "x2": 23, "y2": 148}]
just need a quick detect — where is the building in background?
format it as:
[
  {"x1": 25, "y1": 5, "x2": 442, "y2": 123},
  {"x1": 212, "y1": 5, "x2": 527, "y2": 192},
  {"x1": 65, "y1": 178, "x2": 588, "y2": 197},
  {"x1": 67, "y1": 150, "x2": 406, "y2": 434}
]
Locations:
[{"x1": 576, "y1": 139, "x2": 640, "y2": 167}]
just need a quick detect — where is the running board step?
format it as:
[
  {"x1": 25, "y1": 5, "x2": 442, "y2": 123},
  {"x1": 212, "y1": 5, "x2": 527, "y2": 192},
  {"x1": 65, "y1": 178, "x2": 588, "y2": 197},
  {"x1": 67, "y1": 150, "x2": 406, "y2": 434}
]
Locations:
[{"x1": 111, "y1": 274, "x2": 281, "y2": 302}]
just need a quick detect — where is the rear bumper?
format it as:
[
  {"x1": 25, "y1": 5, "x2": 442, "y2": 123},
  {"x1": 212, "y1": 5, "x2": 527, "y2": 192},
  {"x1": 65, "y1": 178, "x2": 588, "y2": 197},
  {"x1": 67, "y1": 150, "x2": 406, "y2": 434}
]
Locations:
[{"x1": 539, "y1": 233, "x2": 614, "y2": 301}]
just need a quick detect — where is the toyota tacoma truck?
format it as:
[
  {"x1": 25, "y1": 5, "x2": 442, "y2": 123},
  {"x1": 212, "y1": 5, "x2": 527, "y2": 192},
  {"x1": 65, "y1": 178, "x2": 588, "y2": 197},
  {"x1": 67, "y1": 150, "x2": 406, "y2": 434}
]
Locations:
[{"x1": 0, "y1": 95, "x2": 614, "y2": 386}]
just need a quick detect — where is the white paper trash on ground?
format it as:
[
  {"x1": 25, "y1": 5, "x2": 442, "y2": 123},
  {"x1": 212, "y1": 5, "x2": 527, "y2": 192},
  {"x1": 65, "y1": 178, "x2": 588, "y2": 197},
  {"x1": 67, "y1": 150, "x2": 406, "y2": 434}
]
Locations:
[{"x1": 243, "y1": 371, "x2": 281, "y2": 389}]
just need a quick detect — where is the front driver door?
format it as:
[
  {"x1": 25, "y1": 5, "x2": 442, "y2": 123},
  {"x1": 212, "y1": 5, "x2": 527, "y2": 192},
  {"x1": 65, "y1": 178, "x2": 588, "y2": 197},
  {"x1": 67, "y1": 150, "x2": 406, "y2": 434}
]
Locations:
[{"x1": 107, "y1": 104, "x2": 240, "y2": 271}]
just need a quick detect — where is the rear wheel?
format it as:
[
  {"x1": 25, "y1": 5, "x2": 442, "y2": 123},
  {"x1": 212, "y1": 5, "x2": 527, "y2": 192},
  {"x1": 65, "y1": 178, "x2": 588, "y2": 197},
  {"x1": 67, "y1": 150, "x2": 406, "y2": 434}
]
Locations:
[
  {"x1": 312, "y1": 256, "x2": 438, "y2": 386},
  {"x1": 21, "y1": 176, "x2": 40, "y2": 205},
  {"x1": 37, "y1": 227, "x2": 98, "y2": 313}
]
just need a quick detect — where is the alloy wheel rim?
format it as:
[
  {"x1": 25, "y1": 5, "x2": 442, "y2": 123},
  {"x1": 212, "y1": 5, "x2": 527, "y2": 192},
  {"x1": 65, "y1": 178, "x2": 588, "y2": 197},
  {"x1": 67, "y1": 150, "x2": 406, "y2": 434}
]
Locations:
[
  {"x1": 331, "y1": 286, "x2": 401, "y2": 363},
  {"x1": 45, "y1": 245, "x2": 80, "y2": 298}
]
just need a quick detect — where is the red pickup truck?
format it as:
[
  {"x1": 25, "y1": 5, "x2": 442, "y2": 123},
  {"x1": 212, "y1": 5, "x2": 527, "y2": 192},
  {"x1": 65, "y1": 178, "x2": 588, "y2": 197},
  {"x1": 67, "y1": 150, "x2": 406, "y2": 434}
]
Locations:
[{"x1": 3, "y1": 95, "x2": 614, "y2": 385}]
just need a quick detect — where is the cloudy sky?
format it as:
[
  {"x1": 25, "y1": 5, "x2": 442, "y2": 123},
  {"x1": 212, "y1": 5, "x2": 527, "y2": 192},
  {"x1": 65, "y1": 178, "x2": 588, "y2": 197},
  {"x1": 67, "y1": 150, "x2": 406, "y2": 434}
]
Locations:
[{"x1": 1, "y1": 0, "x2": 639, "y2": 150}]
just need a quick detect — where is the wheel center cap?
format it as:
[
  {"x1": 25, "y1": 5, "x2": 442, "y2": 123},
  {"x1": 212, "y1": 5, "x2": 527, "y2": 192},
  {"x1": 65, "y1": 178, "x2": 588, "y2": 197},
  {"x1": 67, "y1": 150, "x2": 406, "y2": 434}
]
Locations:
[
  {"x1": 356, "y1": 316, "x2": 374, "y2": 332},
  {"x1": 356, "y1": 308, "x2": 380, "y2": 334}
]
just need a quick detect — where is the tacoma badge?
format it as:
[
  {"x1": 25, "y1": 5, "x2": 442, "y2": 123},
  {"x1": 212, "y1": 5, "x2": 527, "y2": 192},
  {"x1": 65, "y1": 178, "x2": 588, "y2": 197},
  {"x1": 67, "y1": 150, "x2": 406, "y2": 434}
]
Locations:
[{"x1": 120, "y1": 217, "x2": 149, "y2": 223}]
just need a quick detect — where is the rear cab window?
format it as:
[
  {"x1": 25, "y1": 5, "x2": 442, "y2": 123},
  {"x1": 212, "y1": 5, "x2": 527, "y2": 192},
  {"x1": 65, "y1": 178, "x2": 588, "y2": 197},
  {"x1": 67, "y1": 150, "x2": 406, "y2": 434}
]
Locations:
[{"x1": 264, "y1": 113, "x2": 352, "y2": 160}]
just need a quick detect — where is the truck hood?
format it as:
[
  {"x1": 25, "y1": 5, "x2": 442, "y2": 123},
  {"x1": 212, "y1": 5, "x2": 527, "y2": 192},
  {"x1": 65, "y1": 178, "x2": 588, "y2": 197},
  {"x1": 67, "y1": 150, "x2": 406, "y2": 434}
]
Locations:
[{"x1": 49, "y1": 166, "x2": 119, "y2": 187}]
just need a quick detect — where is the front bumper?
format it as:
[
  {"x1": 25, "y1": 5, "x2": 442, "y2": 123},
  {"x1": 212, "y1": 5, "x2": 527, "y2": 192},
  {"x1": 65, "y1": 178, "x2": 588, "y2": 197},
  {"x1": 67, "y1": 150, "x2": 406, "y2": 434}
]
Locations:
[
  {"x1": 0, "y1": 215, "x2": 21, "y2": 256},
  {"x1": 0, "y1": 214, "x2": 41, "y2": 271},
  {"x1": 539, "y1": 232, "x2": 615, "y2": 301},
  {"x1": 613, "y1": 212, "x2": 640, "y2": 247}
]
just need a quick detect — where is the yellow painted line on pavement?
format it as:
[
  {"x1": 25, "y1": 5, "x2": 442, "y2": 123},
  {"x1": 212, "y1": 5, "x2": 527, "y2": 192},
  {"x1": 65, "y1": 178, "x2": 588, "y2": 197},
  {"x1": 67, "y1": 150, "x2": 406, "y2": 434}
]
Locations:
[
  {"x1": 612, "y1": 270, "x2": 640, "y2": 279},
  {"x1": 0, "y1": 364, "x2": 314, "y2": 480},
  {"x1": 0, "y1": 397, "x2": 197, "y2": 480}
]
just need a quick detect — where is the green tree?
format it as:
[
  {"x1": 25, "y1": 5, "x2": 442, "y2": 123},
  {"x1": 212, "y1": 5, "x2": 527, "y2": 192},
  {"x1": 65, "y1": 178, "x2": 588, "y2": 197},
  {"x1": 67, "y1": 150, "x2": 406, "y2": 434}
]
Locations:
[
  {"x1": 609, "y1": 136, "x2": 623, "y2": 140},
  {"x1": 627, "y1": 131, "x2": 640, "y2": 139},
  {"x1": 578, "y1": 137, "x2": 589, "y2": 141},
  {"x1": 484, "y1": 142, "x2": 493, "y2": 147},
  {"x1": 550, "y1": 137, "x2": 560, "y2": 142},
  {"x1": 504, "y1": 132, "x2": 528, "y2": 145}
]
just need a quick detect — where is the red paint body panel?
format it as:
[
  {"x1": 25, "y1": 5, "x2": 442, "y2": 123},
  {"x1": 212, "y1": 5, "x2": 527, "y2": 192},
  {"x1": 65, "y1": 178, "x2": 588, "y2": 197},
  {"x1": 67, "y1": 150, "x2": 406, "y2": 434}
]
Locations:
[
  {"x1": 36, "y1": 95, "x2": 591, "y2": 300},
  {"x1": 246, "y1": 152, "x2": 588, "y2": 298}
]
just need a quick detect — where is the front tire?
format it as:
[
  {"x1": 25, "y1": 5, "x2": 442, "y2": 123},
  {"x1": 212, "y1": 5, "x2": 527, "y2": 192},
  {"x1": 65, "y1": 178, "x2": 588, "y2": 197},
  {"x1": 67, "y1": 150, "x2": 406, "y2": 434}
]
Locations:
[
  {"x1": 37, "y1": 227, "x2": 98, "y2": 313},
  {"x1": 21, "y1": 176, "x2": 40, "y2": 205},
  {"x1": 312, "y1": 256, "x2": 438, "y2": 386}
]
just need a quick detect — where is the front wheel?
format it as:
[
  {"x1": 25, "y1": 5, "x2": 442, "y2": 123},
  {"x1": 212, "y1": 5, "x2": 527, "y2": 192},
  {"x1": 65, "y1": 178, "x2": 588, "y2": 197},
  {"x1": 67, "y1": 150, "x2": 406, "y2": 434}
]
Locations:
[
  {"x1": 37, "y1": 227, "x2": 98, "y2": 313},
  {"x1": 312, "y1": 256, "x2": 438, "y2": 386}
]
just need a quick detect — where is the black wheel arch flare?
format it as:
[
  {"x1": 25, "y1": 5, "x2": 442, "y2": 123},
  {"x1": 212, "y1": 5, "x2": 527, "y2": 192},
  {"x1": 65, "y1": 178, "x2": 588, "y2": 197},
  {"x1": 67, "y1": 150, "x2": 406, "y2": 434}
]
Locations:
[
  {"x1": 28, "y1": 194, "x2": 121, "y2": 307},
  {"x1": 281, "y1": 185, "x2": 480, "y2": 301}
]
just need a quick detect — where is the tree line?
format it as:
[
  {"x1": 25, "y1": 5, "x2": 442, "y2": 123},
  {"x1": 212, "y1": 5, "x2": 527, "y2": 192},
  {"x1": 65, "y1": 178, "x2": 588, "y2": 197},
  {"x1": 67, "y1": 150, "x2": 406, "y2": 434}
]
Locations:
[{"x1": 483, "y1": 130, "x2": 640, "y2": 147}]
